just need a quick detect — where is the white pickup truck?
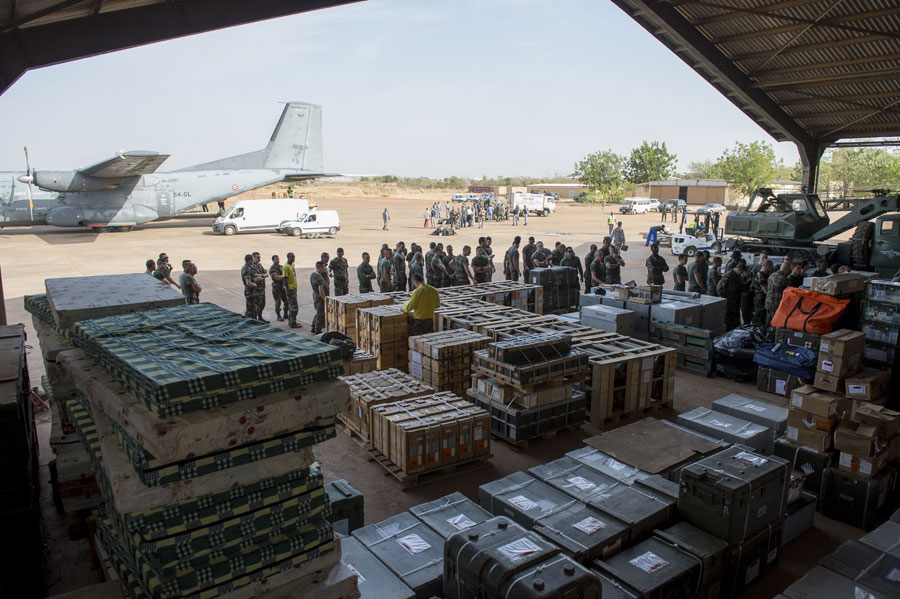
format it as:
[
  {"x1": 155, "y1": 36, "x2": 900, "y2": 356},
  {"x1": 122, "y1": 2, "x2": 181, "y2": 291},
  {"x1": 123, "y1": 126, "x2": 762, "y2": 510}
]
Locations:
[{"x1": 511, "y1": 193, "x2": 556, "y2": 216}]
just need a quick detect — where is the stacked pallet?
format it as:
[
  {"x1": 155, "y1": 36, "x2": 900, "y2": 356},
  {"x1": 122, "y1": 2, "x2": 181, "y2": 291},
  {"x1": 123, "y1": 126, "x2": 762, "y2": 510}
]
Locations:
[
  {"x1": 861, "y1": 279, "x2": 900, "y2": 376},
  {"x1": 341, "y1": 348, "x2": 377, "y2": 376},
  {"x1": 468, "y1": 332, "x2": 590, "y2": 447},
  {"x1": 324, "y1": 293, "x2": 393, "y2": 343},
  {"x1": 408, "y1": 329, "x2": 490, "y2": 397},
  {"x1": 337, "y1": 368, "x2": 434, "y2": 445},
  {"x1": 0, "y1": 325, "x2": 44, "y2": 597},
  {"x1": 369, "y1": 392, "x2": 491, "y2": 476},
  {"x1": 356, "y1": 304, "x2": 410, "y2": 370},
  {"x1": 53, "y1": 300, "x2": 358, "y2": 599}
]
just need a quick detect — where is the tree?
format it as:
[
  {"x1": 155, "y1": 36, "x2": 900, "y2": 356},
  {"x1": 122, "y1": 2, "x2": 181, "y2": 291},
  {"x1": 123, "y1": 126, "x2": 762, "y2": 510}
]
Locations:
[
  {"x1": 573, "y1": 150, "x2": 627, "y2": 203},
  {"x1": 681, "y1": 160, "x2": 721, "y2": 180},
  {"x1": 624, "y1": 141, "x2": 677, "y2": 183},
  {"x1": 714, "y1": 141, "x2": 781, "y2": 199},
  {"x1": 819, "y1": 148, "x2": 900, "y2": 198}
]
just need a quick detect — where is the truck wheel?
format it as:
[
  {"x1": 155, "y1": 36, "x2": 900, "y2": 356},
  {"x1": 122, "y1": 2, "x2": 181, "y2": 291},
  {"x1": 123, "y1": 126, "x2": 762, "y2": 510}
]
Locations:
[
  {"x1": 224, "y1": 225, "x2": 235, "y2": 236},
  {"x1": 685, "y1": 246, "x2": 697, "y2": 257},
  {"x1": 850, "y1": 221, "x2": 874, "y2": 267},
  {"x1": 328, "y1": 226, "x2": 337, "y2": 235},
  {"x1": 292, "y1": 228, "x2": 301, "y2": 237},
  {"x1": 542, "y1": 208, "x2": 550, "y2": 216}
]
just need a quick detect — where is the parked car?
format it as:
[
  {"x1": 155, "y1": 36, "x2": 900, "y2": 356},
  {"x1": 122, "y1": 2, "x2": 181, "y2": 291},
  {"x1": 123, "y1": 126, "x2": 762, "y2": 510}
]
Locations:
[
  {"x1": 648, "y1": 199, "x2": 660, "y2": 212},
  {"x1": 698, "y1": 203, "x2": 727, "y2": 214},
  {"x1": 661, "y1": 199, "x2": 687, "y2": 213},
  {"x1": 620, "y1": 197, "x2": 654, "y2": 214},
  {"x1": 277, "y1": 210, "x2": 341, "y2": 237},
  {"x1": 466, "y1": 193, "x2": 479, "y2": 202},
  {"x1": 451, "y1": 194, "x2": 466, "y2": 202},
  {"x1": 574, "y1": 192, "x2": 589, "y2": 202}
]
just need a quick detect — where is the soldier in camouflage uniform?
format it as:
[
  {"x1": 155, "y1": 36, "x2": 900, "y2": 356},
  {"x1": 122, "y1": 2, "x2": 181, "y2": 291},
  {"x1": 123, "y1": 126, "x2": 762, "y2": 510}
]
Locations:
[
  {"x1": 645, "y1": 244, "x2": 669, "y2": 285},
  {"x1": 357, "y1": 252, "x2": 376, "y2": 293},
  {"x1": 250, "y1": 252, "x2": 268, "y2": 321},
  {"x1": 765, "y1": 261, "x2": 791, "y2": 324},
  {"x1": 717, "y1": 260, "x2": 747, "y2": 331},
  {"x1": 241, "y1": 254, "x2": 258, "y2": 319},
  {"x1": 453, "y1": 245, "x2": 474, "y2": 285},
  {"x1": 751, "y1": 260, "x2": 773, "y2": 325},
  {"x1": 284, "y1": 252, "x2": 300, "y2": 328},
  {"x1": 269, "y1": 255, "x2": 287, "y2": 321},
  {"x1": 391, "y1": 242, "x2": 407, "y2": 292},
  {"x1": 706, "y1": 257, "x2": 723, "y2": 297},
  {"x1": 471, "y1": 246, "x2": 491, "y2": 284},
  {"x1": 424, "y1": 242, "x2": 437, "y2": 287},
  {"x1": 377, "y1": 248, "x2": 393, "y2": 293},
  {"x1": 431, "y1": 246, "x2": 448, "y2": 288},
  {"x1": 310, "y1": 261, "x2": 328, "y2": 334},
  {"x1": 329, "y1": 248, "x2": 349, "y2": 296},
  {"x1": 442, "y1": 245, "x2": 457, "y2": 287}
]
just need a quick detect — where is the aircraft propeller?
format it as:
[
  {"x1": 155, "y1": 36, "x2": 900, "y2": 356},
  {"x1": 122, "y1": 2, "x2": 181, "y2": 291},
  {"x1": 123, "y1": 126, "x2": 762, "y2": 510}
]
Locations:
[{"x1": 19, "y1": 146, "x2": 35, "y2": 221}]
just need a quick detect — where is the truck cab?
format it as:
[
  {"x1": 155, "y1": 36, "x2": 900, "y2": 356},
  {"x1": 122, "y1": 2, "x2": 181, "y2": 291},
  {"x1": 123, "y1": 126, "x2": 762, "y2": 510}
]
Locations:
[{"x1": 872, "y1": 214, "x2": 900, "y2": 278}]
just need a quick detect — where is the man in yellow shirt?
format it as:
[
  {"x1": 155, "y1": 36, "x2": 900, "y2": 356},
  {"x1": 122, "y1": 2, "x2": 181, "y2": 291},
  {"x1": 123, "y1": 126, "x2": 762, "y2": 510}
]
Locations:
[
  {"x1": 403, "y1": 273, "x2": 440, "y2": 335},
  {"x1": 283, "y1": 252, "x2": 301, "y2": 329}
]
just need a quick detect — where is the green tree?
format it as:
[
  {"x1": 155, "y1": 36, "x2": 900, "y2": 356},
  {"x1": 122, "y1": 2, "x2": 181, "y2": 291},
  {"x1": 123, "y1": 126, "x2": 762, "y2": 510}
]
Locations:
[
  {"x1": 819, "y1": 148, "x2": 900, "y2": 198},
  {"x1": 680, "y1": 160, "x2": 721, "y2": 180},
  {"x1": 623, "y1": 141, "x2": 677, "y2": 183},
  {"x1": 715, "y1": 141, "x2": 781, "y2": 199},
  {"x1": 573, "y1": 150, "x2": 627, "y2": 203}
]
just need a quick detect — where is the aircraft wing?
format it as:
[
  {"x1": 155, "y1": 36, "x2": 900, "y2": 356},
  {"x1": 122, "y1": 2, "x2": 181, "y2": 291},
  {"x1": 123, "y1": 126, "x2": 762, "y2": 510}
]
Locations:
[{"x1": 79, "y1": 151, "x2": 170, "y2": 178}]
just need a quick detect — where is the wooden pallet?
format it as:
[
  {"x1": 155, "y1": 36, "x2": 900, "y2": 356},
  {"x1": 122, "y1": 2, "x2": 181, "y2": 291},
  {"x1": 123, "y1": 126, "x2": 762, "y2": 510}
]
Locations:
[{"x1": 367, "y1": 449, "x2": 493, "y2": 490}]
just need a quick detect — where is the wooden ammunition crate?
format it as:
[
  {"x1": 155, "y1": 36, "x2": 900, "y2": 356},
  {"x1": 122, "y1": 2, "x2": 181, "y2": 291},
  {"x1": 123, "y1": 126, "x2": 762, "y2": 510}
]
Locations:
[
  {"x1": 408, "y1": 329, "x2": 491, "y2": 398},
  {"x1": 338, "y1": 369, "x2": 434, "y2": 443},
  {"x1": 356, "y1": 304, "x2": 410, "y2": 371},
  {"x1": 341, "y1": 349, "x2": 377, "y2": 376},
  {"x1": 325, "y1": 293, "x2": 393, "y2": 343},
  {"x1": 587, "y1": 345, "x2": 676, "y2": 427},
  {"x1": 470, "y1": 373, "x2": 573, "y2": 409},
  {"x1": 467, "y1": 387, "x2": 586, "y2": 447},
  {"x1": 648, "y1": 321, "x2": 715, "y2": 377}
]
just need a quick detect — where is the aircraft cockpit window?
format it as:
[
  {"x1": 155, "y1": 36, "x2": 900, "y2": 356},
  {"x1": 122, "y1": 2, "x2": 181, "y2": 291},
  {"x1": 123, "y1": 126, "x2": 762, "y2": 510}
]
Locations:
[
  {"x1": 230, "y1": 207, "x2": 244, "y2": 218},
  {"x1": 809, "y1": 195, "x2": 827, "y2": 219}
]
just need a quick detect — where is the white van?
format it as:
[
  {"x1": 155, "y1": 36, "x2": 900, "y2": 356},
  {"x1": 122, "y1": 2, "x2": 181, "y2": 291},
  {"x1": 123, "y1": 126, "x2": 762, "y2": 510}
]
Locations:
[
  {"x1": 278, "y1": 210, "x2": 341, "y2": 237},
  {"x1": 466, "y1": 193, "x2": 479, "y2": 202},
  {"x1": 620, "y1": 197, "x2": 653, "y2": 215},
  {"x1": 212, "y1": 199, "x2": 309, "y2": 235},
  {"x1": 451, "y1": 194, "x2": 466, "y2": 202}
]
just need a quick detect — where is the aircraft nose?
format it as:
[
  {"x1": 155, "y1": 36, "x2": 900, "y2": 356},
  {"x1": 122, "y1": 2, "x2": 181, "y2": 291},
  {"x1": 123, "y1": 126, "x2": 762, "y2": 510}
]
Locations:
[{"x1": 17, "y1": 174, "x2": 33, "y2": 184}]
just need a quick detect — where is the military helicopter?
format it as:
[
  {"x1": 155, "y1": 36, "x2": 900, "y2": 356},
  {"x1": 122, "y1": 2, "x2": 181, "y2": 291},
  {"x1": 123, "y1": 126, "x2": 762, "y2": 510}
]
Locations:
[{"x1": 0, "y1": 101, "x2": 332, "y2": 231}]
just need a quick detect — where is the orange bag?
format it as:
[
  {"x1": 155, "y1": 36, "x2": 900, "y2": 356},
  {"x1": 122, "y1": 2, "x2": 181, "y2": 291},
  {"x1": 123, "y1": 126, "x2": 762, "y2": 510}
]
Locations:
[{"x1": 771, "y1": 288, "x2": 849, "y2": 334}]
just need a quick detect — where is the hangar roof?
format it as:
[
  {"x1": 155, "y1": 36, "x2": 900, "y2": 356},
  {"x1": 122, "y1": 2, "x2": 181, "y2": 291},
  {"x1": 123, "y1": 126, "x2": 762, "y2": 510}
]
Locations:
[
  {"x1": 611, "y1": 0, "x2": 900, "y2": 148},
  {"x1": 0, "y1": 0, "x2": 360, "y2": 95}
]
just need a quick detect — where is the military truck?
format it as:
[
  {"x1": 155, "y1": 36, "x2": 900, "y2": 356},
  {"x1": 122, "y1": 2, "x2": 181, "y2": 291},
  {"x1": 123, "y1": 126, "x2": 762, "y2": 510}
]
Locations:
[{"x1": 724, "y1": 189, "x2": 900, "y2": 278}]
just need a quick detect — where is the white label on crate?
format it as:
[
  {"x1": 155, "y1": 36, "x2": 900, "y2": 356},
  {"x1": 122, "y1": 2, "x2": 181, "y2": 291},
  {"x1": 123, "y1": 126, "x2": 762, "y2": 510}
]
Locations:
[
  {"x1": 791, "y1": 393, "x2": 803, "y2": 408},
  {"x1": 787, "y1": 427, "x2": 799, "y2": 441},
  {"x1": 743, "y1": 403, "x2": 766, "y2": 412},
  {"x1": 887, "y1": 569, "x2": 900, "y2": 583},
  {"x1": 860, "y1": 459, "x2": 874, "y2": 475},
  {"x1": 629, "y1": 551, "x2": 669, "y2": 573},
  {"x1": 498, "y1": 537, "x2": 542, "y2": 565},
  {"x1": 736, "y1": 451, "x2": 768, "y2": 466},
  {"x1": 447, "y1": 514, "x2": 477, "y2": 531},
  {"x1": 848, "y1": 384, "x2": 867, "y2": 395},
  {"x1": 745, "y1": 558, "x2": 761, "y2": 584},
  {"x1": 820, "y1": 342, "x2": 830, "y2": 353},
  {"x1": 604, "y1": 457, "x2": 628, "y2": 471},
  {"x1": 822, "y1": 360, "x2": 835, "y2": 373},
  {"x1": 775, "y1": 379, "x2": 787, "y2": 395},
  {"x1": 397, "y1": 534, "x2": 431, "y2": 555},
  {"x1": 840, "y1": 453, "x2": 853, "y2": 468},
  {"x1": 572, "y1": 516, "x2": 606, "y2": 535},
  {"x1": 710, "y1": 419, "x2": 732, "y2": 429},
  {"x1": 566, "y1": 476, "x2": 597, "y2": 492},
  {"x1": 376, "y1": 522, "x2": 401, "y2": 538},
  {"x1": 509, "y1": 495, "x2": 538, "y2": 512},
  {"x1": 343, "y1": 562, "x2": 366, "y2": 584}
]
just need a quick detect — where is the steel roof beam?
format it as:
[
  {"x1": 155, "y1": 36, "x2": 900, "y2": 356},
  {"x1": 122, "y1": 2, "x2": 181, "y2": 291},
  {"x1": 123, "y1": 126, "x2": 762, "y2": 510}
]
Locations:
[
  {"x1": 731, "y1": 33, "x2": 899, "y2": 63},
  {"x1": 794, "y1": 107, "x2": 900, "y2": 118},
  {"x1": 779, "y1": 90, "x2": 900, "y2": 106},
  {"x1": 755, "y1": 68, "x2": 900, "y2": 91},
  {"x1": 707, "y1": 7, "x2": 900, "y2": 45},
  {"x1": 754, "y1": 53, "x2": 900, "y2": 77},
  {"x1": 687, "y1": 0, "x2": 819, "y2": 26}
]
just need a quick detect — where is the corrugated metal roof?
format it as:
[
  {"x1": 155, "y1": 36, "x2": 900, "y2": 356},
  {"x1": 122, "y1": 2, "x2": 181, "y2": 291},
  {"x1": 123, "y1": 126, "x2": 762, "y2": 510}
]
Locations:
[{"x1": 612, "y1": 0, "x2": 900, "y2": 144}]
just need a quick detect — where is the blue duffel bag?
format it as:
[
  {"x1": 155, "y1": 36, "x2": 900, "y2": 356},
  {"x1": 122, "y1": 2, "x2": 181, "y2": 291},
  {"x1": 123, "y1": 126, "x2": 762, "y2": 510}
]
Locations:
[{"x1": 753, "y1": 342, "x2": 818, "y2": 379}]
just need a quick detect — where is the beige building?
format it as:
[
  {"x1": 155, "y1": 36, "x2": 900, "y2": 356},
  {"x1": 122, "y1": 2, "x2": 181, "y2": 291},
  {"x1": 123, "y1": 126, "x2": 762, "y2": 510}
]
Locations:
[{"x1": 629, "y1": 179, "x2": 729, "y2": 206}]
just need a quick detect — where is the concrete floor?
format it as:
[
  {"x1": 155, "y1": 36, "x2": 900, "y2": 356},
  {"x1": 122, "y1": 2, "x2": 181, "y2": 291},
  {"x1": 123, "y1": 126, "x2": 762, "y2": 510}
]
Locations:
[{"x1": 0, "y1": 201, "x2": 864, "y2": 597}]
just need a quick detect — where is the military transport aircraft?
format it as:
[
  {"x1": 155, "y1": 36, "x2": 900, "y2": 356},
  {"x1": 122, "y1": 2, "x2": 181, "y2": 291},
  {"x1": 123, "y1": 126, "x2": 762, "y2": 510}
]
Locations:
[{"x1": 0, "y1": 101, "x2": 332, "y2": 231}]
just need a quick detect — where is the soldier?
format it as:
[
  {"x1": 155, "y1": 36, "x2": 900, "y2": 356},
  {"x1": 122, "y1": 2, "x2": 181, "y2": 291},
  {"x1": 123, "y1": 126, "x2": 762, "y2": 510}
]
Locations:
[
  {"x1": 717, "y1": 261, "x2": 747, "y2": 331},
  {"x1": 504, "y1": 236, "x2": 521, "y2": 281},
  {"x1": 522, "y1": 236, "x2": 537, "y2": 281},
  {"x1": 789, "y1": 262, "x2": 806, "y2": 288},
  {"x1": 740, "y1": 264, "x2": 755, "y2": 325},
  {"x1": 406, "y1": 243, "x2": 420, "y2": 290},
  {"x1": 560, "y1": 247, "x2": 583, "y2": 284},
  {"x1": 765, "y1": 261, "x2": 791, "y2": 324},
  {"x1": 724, "y1": 250, "x2": 742, "y2": 273},
  {"x1": 283, "y1": 252, "x2": 300, "y2": 328},
  {"x1": 599, "y1": 237, "x2": 612, "y2": 259},
  {"x1": 391, "y1": 242, "x2": 407, "y2": 292},
  {"x1": 251, "y1": 252, "x2": 268, "y2": 321},
  {"x1": 269, "y1": 255, "x2": 287, "y2": 320},
  {"x1": 454, "y1": 245, "x2": 474, "y2": 285},
  {"x1": 377, "y1": 248, "x2": 393, "y2": 293},
  {"x1": 431, "y1": 246, "x2": 450, "y2": 289},
  {"x1": 471, "y1": 246, "x2": 491, "y2": 284},
  {"x1": 706, "y1": 256, "x2": 723, "y2": 297},
  {"x1": 673, "y1": 255, "x2": 688, "y2": 291},
  {"x1": 409, "y1": 252, "x2": 425, "y2": 288},
  {"x1": 442, "y1": 245, "x2": 457, "y2": 287},
  {"x1": 808, "y1": 258, "x2": 830, "y2": 278},
  {"x1": 310, "y1": 261, "x2": 328, "y2": 334},
  {"x1": 660, "y1": 203, "x2": 668, "y2": 222},
  {"x1": 751, "y1": 260, "x2": 773, "y2": 325},
  {"x1": 550, "y1": 242, "x2": 565, "y2": 266},
  {"x1": 532, "y1": 241, "x2": 549, "y2": 268},
  {"x1": 144, "y1": 259, "x2": 156, "y2": 276},
  {"x1": 645, "y1": 244, "x2": 669, "y2": 285},
  {"x1": 241, "y1": 254, "x2": 257, "y2": 319},
  {"x1": 584, "y1": 244, "x2": 598, "y2": 293},
  {"x1": 590, "y1": 249, "x2": 606, "y2": 288},
  {"x1": 382, "y1": 208, "x2": 390, "y2": 231},
  {"x1": 357, "y1": 252, "x2": 376, "y2": 293},
  {"x1": 329, "y1": 248, "x2": 349, "y2": 296},
  {"x1": 153, "y1": 254, "x2": 181, "y2": 290},
  {"x1": 179, "y1": 260, "x2": 201, "y2": 304},
  {"x1": 603, "y1": 246, "x2": 625, "y2": 284},
  {"x1": 484, "y1": 237, "x2": 495, "y2": 280},
  {"x1": 687, "y1": 253, "x2": 708, "y2": 294},
  {"x1": 320, "y1": 252, "x2": 331, "y2": 292},
  {"x1": 424, "y1": 242, "x2": 437, "y2": 287}
]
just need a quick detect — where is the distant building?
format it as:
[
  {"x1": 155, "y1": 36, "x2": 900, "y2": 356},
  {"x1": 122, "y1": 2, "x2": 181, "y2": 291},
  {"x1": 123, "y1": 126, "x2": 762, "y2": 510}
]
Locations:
[
  {"x1": 629, "y1": 179, "x2": 730, "y2": 206},
  {"x1": 525, "y1": 183, "x2": 588, "y2": 199}
]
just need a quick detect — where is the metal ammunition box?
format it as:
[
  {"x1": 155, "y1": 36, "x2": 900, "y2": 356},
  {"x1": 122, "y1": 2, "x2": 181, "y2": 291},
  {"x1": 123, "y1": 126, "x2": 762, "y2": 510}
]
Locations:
[
  {"x1": 781, "y1": 565, "x2": 892, "y2": 599},
  {"x1": 325, "y1": 479, "x2": 364, "y2": 536},
  {"x1": 591, "y1": 486, "x2": 674, "y2": 542},
  {"x1": 721, "y1": 521, "x2": 782, "y2": 598},
  {"x1": 677, "y1": 407, "x2": 773, "y2": 454},
  {"x1": 340, "y1": 536, "x2": 416, "y2": 599},
  {"x1": 781, "y1": 491, "x2": 816, "y2": 546},
  {"x1": 565, "y1": 447, "x2": 650, "y2": 486},
  {"x1": 478, "y1": 471, "x2": 578, "y2": 529},
  {"x1": 409, "y1": 492, "x2": 492, "y2": 540},
  {"x1": 593, "y1": 537, "x2": 700, "y2": 599},
  {"x1": 529, "y1": 456, "x2": 627, "y2": 505},
  {"x1": 820, "y1": 465, "x2": 898, "y2": 530},
  {"x1": 859, "y1": 520, "x2": 900, "y2": 557},
  {"x1": 533, "y1": 502, "x2": 630, "y2": 565},
  {"x1": 821, "y1": 540, "x2": 900, "y2": 598},
  {"x1": 499, "y1": 553, "x2": 602, "y2": 599},
  {"x1": 773, "y1": 437, "x2": 835, "y2": 499},
  {"x1": 653, "y1": 522, "x2": 727, "y2": 599},
  {"x1": 712, "y1": 394, "x2": 788, "y2": 434}
]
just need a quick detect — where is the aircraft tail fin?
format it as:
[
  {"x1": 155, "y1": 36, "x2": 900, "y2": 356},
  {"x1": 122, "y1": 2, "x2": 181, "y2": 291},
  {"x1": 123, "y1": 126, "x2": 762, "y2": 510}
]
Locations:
[{"x1": 176, "y1": 102, "x2": 324, "y2": 173}]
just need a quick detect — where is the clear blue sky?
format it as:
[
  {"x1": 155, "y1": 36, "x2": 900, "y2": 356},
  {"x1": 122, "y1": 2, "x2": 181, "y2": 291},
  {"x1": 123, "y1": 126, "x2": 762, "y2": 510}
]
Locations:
[{"x1": 0, "y1": 0, "x2": 802, "y2": 178}]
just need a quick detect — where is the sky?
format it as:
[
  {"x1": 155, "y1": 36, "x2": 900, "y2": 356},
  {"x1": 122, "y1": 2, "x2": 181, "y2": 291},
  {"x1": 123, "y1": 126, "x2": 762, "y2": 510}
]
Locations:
[{"x1": 0, "y1": 0, "x2": 804, "y2": 179}]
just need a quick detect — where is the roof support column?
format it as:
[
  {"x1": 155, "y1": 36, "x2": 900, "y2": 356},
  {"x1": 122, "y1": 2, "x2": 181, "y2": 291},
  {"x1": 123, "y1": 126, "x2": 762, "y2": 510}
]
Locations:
[{"x1": 797, "y1": 140, "x2": 827, "y2": 194}]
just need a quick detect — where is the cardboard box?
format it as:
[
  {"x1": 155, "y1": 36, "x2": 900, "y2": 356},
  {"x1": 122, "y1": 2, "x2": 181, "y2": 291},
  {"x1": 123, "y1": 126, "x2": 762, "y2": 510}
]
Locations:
[
  {"x1": 813, "y1": 370, "x2": 845, "y2": 394},
  {"x1": 853, "y1": 404, "x2": 900, "y2": 437},
  {"x1": 813, "y1": 273, "x2": 868, "y2": 296},
  {"x1": 637, "y1": 285, "x2": 662, "y2": 304},
  {"x1": 788, "y1": 408, "x2": 838, "y2": 433},
  {"x1": 816, "y1": 352, "x2": 861, "y2": 378},
  {"x1": 834, "y1": 421, "x2": 882, "y2": 458},
  {"x1": 818, "y1": 329, "x2": 865, "y2": 357},
  {"x1": 758, "y1": 367, "x2": 807, "y2": 398},
  {"x1": 785, "y1": 426, "x2": 833, "y2": 452},
  {"x1": 838, "y1": 450, "x2": 889, "y2": 478},
  {"x1": 790, "y1": 386, "x2": 850, "y2": 419},
  {"x1": 845, "y1": 369, "x2": 891, "y2": 401}
]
